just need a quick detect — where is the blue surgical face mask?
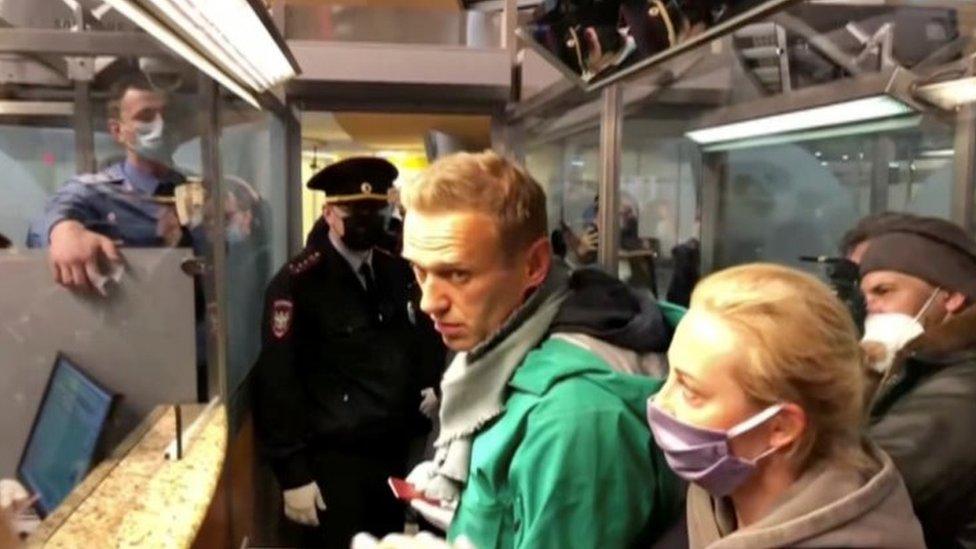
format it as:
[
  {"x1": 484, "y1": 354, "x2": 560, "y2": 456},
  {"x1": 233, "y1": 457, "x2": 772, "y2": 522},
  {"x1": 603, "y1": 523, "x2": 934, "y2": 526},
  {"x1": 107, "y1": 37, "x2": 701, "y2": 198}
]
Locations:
[
  {"x1": 226, "y1": 223, "x2": 248, "y2": 244},
  {"x1": 131, "y1": 114, "x2": 173, "y2": 164},
  {"x1": 647, "y1": 400, "x2": 783, "y2": 496}
]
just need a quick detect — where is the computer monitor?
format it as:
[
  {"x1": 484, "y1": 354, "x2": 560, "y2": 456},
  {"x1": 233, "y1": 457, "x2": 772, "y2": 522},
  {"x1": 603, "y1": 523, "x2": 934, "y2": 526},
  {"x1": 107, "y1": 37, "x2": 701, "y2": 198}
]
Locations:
[{"x1": 17, "y1": 353, "x2": 117, "y2": 517}]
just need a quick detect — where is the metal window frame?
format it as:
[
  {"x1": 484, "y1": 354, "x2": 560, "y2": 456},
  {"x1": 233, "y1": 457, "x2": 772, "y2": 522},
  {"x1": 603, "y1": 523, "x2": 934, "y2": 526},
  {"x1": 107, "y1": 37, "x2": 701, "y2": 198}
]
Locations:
[{"x1": 597, "y1": 84, "x2": 623, "y2": 272}]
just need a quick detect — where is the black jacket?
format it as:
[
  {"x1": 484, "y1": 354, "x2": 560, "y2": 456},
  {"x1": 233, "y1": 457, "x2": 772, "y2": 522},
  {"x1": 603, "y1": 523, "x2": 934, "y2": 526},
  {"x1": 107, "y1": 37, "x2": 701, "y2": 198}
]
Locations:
[
  {"x1": 549, "y1": 267, "x2": 673, "y2": 354},
  {"x1": 666, "y1": 238, "x2": 700, "y2": 307},
  {"x1": 253, "y1": 236, "x2": 445, "y2": 489},
  {"x1": 868, "y1": 305, "x2": 976, "y2": 549}
]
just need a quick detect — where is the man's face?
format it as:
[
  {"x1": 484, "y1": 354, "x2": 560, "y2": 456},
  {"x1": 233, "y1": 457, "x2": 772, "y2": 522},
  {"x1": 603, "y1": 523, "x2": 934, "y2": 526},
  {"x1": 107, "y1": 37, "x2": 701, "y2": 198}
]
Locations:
[
  {"x1": 323, "y1": 202, "x2": 385, "y2": 247},
  {"x1": 861, "y1": 270, "x2": 946, "y2": 325},
  {"x1": 110, "y1": 88, "x2": 168, "y2": 151},
  {"x1": 322, "y1": 200, "x2": 386, "y2": 233},
  {"x1": 402, "y1": 210, "x2": 546, "y2": 351}
]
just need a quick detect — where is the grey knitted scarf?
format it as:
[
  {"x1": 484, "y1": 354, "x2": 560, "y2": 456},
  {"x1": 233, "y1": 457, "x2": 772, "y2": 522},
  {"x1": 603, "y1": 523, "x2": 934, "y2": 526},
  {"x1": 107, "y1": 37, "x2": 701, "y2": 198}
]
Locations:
[{"x1": 424, "y1": 264, "x2": 571, "y2": 502}]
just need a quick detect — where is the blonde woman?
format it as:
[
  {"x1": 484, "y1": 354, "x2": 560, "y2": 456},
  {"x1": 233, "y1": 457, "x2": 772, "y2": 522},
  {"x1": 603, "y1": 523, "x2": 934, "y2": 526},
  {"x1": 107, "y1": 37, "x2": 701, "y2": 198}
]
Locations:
[{"x1": 647, "y1": 263, "x2": 924, "y2": 548}]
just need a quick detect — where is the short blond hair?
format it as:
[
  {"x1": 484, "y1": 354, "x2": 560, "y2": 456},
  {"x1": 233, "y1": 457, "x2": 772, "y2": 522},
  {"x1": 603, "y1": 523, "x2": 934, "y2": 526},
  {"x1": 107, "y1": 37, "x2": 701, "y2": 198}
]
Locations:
[
  {"x1": 691, "y1": 263, "x2": 867, "y2": 470},
  {"x1": 401, "y1": 150, "x2": 547, "y2": 254}
]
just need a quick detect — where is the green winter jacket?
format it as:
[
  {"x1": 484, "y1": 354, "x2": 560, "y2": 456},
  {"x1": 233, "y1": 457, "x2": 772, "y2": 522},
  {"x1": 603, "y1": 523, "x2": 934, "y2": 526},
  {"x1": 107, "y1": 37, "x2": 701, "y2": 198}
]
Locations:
[{"x1": 448, "y1": 336, "x2": 681, "y2": 549}]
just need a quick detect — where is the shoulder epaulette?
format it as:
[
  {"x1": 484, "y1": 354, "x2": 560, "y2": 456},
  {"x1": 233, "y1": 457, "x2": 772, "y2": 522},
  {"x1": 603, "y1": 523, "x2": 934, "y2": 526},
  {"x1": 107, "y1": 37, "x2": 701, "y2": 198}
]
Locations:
[
  {"x1": 289, "y1": 249, "x2": 323, "y2": 275},
  {"x1": 73, "y1": 172, "x2": 124, "y2": 186}
]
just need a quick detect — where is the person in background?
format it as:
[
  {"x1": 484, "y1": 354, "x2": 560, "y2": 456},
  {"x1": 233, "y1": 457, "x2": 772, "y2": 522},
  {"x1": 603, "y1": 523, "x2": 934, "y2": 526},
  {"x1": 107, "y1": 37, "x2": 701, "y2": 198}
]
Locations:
[
  {"x1": 549, "y1": 229, "x2": 568, "y2": 262},
  {"x1": 619, "y1": 199, "x2": 659, "y2": 295},
  {"x1": 649, "y1": 198, "x2": 677, "y2": 256},
  {"x1": 0, "y1": 232, "x2": 11, "y2": 250},
  {"x1": 839, "y1": 211, "x2": 920, "y2": 264},
  {"x1": 401, "y1": 151, "x2": 681, "y2": 548},
  {"x1": 563, "y1": 193, "x2": 659, "y2": 296},
  {"x1": 648, "y1": 263, "x2": 924, "y2": 548},
  {"x1": 253, "y1": 157, "x2": 445, "y2": 549},
  {"x1": 857, "y1": 219, "x2": 976, "y2": 548},
  {"x1": 665, "y1": 236, "x2": 699, "y2": 307},
  {"x1": 26, "y1": 71, "x2": 188, "y2": 291}
]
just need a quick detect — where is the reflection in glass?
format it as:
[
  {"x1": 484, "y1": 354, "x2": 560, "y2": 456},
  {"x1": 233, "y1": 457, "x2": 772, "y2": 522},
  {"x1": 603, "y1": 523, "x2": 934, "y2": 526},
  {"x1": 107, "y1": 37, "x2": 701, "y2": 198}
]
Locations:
[
  {"x1": 525, "y1": 0, "x2": 757, "y2": 84},
  {"x1": 219, "y1": 107, "x2": 288, "y2": 407}
]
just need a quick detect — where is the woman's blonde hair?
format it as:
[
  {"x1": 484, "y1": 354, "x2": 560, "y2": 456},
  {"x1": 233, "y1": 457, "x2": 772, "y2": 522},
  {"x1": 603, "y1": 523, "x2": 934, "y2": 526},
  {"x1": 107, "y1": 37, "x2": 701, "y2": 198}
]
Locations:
[{"x1": 691, "y1": 263, "x2": 867, "y2": 470}]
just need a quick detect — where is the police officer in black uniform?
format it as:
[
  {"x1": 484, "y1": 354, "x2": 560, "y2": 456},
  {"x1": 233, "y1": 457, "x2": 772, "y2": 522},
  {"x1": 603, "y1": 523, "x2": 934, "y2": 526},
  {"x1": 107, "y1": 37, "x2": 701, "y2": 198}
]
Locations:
[{"x1": 253, "y1": 157, "x2": 444, "y2": 548}]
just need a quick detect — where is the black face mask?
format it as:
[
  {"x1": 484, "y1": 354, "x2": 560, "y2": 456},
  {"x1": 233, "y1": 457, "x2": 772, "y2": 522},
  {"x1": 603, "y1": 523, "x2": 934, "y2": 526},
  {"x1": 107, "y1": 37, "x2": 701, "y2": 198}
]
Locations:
[{"x1": 341, "y1": 213, "x2": 385, "y2": 251}]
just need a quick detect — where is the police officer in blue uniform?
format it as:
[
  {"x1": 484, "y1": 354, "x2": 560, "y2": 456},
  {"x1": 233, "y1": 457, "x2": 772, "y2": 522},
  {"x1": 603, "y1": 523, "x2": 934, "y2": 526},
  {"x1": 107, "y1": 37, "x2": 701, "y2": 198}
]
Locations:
[
  {"x1": 253, "y1": 157, "x2": 445, "y2": 548},
  {"x1": 26, "y1": 72, "x2": 187, "y2": 291}
]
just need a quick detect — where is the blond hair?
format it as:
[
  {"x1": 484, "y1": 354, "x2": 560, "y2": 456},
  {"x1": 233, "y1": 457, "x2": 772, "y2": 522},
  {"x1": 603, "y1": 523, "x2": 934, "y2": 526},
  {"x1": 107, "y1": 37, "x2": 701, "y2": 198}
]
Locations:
[
  {"x1": 401, "y1": 150, "x2": 547, "y2": 254},
  {"x1": 691, "y1": 263, "x2": 867, "y2": 470}
]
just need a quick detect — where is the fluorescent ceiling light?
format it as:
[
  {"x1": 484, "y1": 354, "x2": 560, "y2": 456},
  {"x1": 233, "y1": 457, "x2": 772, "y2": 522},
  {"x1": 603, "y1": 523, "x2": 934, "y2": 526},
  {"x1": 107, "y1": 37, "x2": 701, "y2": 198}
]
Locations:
[
  {"x1": 104, "y1": 0, "x2": 297, "y2": 109},
  {"x1": 686, "y1": 95, "x2": 914, "y2": 145},
  {"x1": 0, "y1": 101, "x2": 73, "y2": 116},
  {"x1": 701, "y1": 115, "x2": 921, "y2": 153},
  {"x1": 920, "y1": 148, "x2": 954, "y2": 158},
  {"x1": 915, "y1": 76, "x2": 976, "y2": 111}
]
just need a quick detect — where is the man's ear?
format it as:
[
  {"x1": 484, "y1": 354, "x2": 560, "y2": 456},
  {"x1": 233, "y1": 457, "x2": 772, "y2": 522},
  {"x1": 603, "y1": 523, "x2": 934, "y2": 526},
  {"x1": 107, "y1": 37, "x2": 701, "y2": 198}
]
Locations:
[
  {"x1": 523, "y1": 237, "x2": 552, "y2": 289},
  {"x1": 944, "y1": 291, "x2": 968, "y2": 315},
  {"x1": 322, "y1": 204, "x2": 342, "y2": 233},
  {"x1": 108, "y1": 118, "x2": 122, "y2": 143}
]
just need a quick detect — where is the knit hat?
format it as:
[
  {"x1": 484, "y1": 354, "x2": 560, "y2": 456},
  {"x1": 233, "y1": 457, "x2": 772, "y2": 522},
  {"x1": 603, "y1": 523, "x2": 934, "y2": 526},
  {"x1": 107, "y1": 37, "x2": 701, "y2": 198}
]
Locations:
[{"x1": 859, "y1": 218, "x2": 976, "y2": 300}]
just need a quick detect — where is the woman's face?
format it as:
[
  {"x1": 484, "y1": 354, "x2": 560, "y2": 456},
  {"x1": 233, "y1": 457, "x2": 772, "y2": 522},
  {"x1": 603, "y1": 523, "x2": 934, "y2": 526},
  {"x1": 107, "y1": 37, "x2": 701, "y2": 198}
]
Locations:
[{"x1": 656, "y1": 310, "x2": 776, "y2": 460}]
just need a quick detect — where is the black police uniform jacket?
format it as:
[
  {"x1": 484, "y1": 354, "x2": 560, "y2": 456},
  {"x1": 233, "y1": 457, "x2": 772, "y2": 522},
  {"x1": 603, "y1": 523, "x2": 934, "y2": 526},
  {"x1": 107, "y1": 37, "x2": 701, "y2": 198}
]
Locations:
[{"x1": 253, "y1": 235, "x2": 444, "y2": 490}]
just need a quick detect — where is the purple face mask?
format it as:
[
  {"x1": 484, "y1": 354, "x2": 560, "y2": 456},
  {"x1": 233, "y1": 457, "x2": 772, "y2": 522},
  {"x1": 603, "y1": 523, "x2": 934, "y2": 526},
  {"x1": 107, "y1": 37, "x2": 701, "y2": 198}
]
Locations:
[{"x1": 646, "y1": 400, "x2": 783, "y2": 496}]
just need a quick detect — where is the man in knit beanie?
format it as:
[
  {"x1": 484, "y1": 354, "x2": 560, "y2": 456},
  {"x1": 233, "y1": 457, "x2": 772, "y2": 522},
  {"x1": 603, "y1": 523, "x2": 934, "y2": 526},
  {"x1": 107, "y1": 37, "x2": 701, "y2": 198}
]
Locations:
[
  {"x1": 858, "y1": 216, "x2": 976, "y2": 549},
  {"x1": 840, "y1": 211, "x2": 921, "y2": 263}
]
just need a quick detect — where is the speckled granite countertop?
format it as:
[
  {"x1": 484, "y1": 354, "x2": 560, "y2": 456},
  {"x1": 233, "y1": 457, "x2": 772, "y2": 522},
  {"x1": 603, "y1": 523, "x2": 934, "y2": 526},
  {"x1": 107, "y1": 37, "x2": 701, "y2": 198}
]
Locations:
[{"x1": 28, "y1": 403, "x2": 227, "y2": 548}]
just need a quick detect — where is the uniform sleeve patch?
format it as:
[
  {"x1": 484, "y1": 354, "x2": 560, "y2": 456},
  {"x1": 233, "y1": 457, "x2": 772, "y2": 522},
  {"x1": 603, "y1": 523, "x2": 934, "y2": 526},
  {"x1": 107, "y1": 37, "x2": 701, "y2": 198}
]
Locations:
[{"x1": 272, "y1": 299, "x2": 293, "y2": 339}]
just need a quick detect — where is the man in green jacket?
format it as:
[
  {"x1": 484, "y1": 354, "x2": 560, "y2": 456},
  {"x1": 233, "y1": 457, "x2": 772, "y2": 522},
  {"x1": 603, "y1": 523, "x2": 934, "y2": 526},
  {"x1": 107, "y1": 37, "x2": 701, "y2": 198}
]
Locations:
[{"x1": 399, "y1": 150, "x2": 681, "y2": 548}]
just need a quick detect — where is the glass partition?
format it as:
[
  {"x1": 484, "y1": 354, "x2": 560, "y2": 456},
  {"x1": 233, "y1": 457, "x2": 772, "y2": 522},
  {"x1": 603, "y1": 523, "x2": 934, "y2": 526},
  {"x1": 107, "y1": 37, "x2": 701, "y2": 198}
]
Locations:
[
  {"x1": 523, "y1": 103, "x2": 603, "y2": 274},
  {"x1": 0, "y1": 2, "x2": 297, "y2": 538},
  {"x1": 0, "y1": 52, "x2": 211, "y2": 527},
  {"x1": 606, "y1": 0, "x2": 976, "y2": 278},
  {"x1": 218, "y1": 103, "x2": 290, "y2": 418},
  {"x1": 0, "y1": 126, "x2": 78, "y2": 245},
  {"x1": 706, "y1": 119, "x2": 957, "y2": 270},
  {"x1": 619, "y1": 107, "x2": 702, "y2": 300}
]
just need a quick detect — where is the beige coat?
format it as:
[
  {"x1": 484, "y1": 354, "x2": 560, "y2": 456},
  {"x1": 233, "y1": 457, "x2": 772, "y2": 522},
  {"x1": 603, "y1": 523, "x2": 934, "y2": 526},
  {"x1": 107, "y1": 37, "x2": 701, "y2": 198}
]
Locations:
[{"x1": 687, "y1": 442, "x2": 925, "y2": 548}]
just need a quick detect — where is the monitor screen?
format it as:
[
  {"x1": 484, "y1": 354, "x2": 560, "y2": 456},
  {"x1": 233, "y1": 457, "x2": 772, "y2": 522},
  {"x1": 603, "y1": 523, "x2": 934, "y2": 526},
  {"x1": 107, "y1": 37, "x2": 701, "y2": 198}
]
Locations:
[{"x1": 18, "y1": 355, "x2": 115, "y2": 516}]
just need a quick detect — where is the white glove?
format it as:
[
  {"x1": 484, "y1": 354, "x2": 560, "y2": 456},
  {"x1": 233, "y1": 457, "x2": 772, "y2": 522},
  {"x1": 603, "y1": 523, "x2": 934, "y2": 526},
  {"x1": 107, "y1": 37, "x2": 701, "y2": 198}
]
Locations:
[
  {"x1": 0, "y1": 479, "x2": 29, "y2": 509},
  {"x1": 282, "y1": 482, "x2": 326, "y2": 526},
  {"x1": 406, "y1": 461, "x2": 437, "y2": 492},
  {"x1": 410, "y1": 499, "x2": 457, "y2": 532},
  {"x1": 351, "y1": 531, "x2": 474, "y2": 549},
  {"x1": 419, "y1": 388, "x2": 439, "y2": 420},
  {"x1": 405, "y1": 462, "x2": 457, "y2": 532}
]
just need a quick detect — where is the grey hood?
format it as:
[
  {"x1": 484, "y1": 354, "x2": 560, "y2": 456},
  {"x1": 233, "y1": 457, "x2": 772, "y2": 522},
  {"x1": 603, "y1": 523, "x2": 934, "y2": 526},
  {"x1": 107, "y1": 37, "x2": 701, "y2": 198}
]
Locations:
[{"x1": 687, "y1": 441, "x2": 925, "y2": 549}]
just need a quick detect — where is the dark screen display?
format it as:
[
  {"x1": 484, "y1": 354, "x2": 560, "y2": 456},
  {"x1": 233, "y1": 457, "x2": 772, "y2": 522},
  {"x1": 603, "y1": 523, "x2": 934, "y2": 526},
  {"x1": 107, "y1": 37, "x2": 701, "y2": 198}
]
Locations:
[{"x1": 18, "y1": 357, "x2": 113, "y2": 515}]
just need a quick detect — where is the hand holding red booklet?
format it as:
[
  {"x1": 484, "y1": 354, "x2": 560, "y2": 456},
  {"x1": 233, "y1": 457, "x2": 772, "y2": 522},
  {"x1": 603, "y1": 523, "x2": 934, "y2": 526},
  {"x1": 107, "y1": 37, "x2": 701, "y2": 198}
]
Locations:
[{"x1": 387, "y1": 477, "x2": 442, "y2": 506}]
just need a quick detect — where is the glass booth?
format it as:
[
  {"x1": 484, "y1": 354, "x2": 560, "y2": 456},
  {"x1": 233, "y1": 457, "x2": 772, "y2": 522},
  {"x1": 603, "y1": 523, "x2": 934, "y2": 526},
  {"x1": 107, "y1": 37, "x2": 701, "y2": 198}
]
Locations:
[{"x1": 514, "y1": 0, "x2": 976, "y2": 290}]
